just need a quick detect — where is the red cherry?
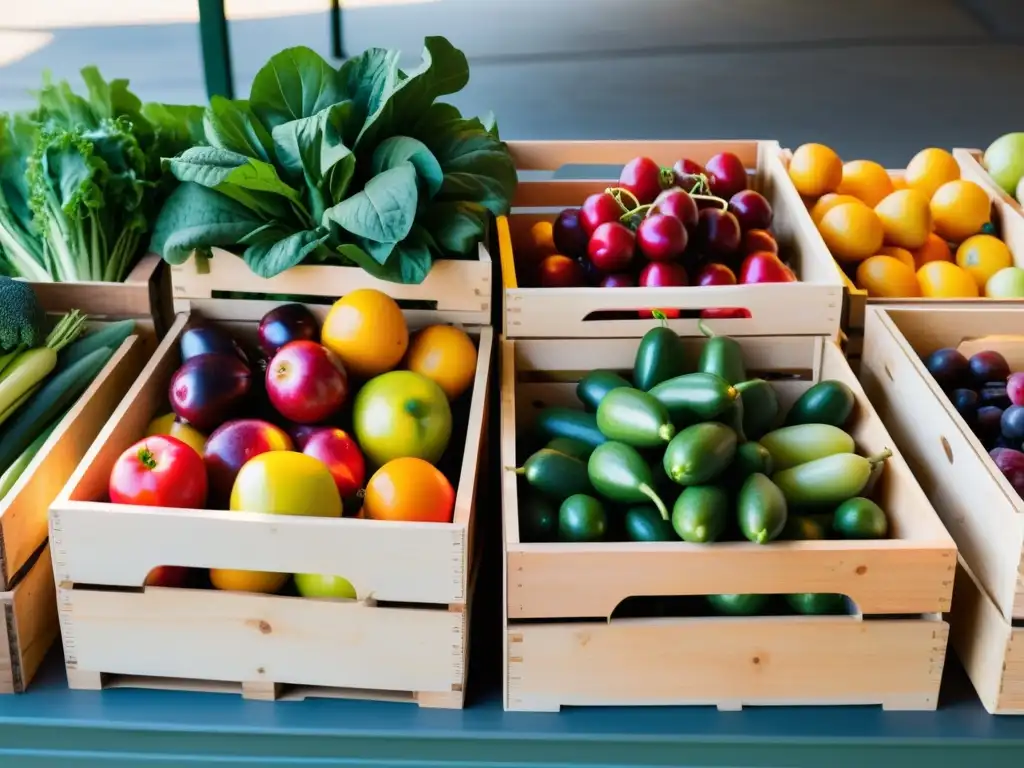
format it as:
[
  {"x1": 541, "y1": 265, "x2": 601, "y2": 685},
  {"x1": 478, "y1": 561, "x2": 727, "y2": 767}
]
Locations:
[{"x1": 637, "y1": 214, "x2": 688, "y2": 261}]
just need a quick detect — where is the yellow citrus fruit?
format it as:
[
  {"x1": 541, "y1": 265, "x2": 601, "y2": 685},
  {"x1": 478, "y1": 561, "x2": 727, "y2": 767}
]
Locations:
[
  {"x1": 817, "y1": 202, "x2": 884, "y2": 263},
  {"x1": 955, "y1": 234, "x2": 1013, "y2": 289},
  {"x1": 210, "y1": 569, "x2": 290, "y2": 594},
  {"x1": 837, "y1": 160, "x2": 894, "y2": 207},
  {"x1": 405, "y1": 325, "x2": 478, "y2": 400},
  {"x1": 877, "y1": 246, "x2": 916, "y2": 270},
  {"x1": 912, "y1": 233, "x2": 953, "y2": 268},
  {"x1": 145, "y1": 413, "x2": 207, "y2": 456},
  {"x1": 788, "y1": 143, "x2": 843, "y2": 198},
  {"x1": 529, "y1": 221, "x2": 556, "y2": 255},
  {"x1": 855, "y1": 256, "x2": 921, "y2": 298},
  {"x1": 322, "y1": 289, "x2": 409, "y2": 379},
  {"x1": 930, "y1": 180, "x2": 992, "y2": 243},
  {"x1": 874, "y1": 189, "x2": 932, "y2": 249},
  {"x1": 917, "y1": 261, "x2": 979, "y2": 298},
  {"x1": 809, "y1": 194, "x2": 862, "y2": 225},
  {"x1": 905, "y1": 148, "x2": 960, "y2": 200},
  {"x1": 891, "y1": 176, "x2": 908, "y2": 191}
]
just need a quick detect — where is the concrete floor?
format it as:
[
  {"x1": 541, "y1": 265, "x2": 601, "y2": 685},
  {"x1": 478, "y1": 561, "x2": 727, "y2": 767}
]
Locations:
[{"x1": 1, "y1": 0, "x2": 1023, "y2": 164}]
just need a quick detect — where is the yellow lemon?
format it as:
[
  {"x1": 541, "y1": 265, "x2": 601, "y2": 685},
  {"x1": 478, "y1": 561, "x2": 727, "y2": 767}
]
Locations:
[
  {"x1": 855, "y1": 256, "x2": 921, "y2": 298},
  {"x1": 788, "y1": 143, "x2": 843, "y2": 198},
  {"x1": 905, "y1": 148, "x2": 960, "y2": 200},
  {"x1": 837, "y1": 160, "x2": 894, "y2": 207},
  {"x1": 955, "y1": 234, "x2": 1013, "y2": 290},
  {"x1": 877, "y1": 246, "x2": 916, "y2": 271},
  {"x1": 874, "y1": 189, "x2": 932, "y2": 249},
  {"x1": 809, "y1": 193, "x2": 862, "y2": 225},
  {"x1": 818, "y1": 202, "x2": 884, "y2": 263},
  {"x1": 930, "y1": 180, "x2": 992, "y2": 243},
  {"x1": 917, "y1": 261, "x2": 979, "y2": 298}
]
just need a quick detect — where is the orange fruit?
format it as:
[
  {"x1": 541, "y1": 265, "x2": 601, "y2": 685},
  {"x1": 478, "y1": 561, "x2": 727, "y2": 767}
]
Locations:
[
  {"x1": 930, "y1": 180, "x2": 992, "y2": 243},
  {"x1": 917, "y1": 261, "x2": 979, "y2": 298},
  {"x1": 877, "y1": 246, "x2": 916, "y2": 270},
  {"x1": 911, "y1": 233, "x2": 952, "y2": 268},
  {"x1": 405, "y1": 325, "x2": 478, "y2": 400},
  {"x1": 837, "y1": 160, "x2": 894, "y2": 207},
  {"x1": 809, "y1": 193, "x2": 862, "y2": 225},
  {"x1": 209, "y1": 569, "x2": 290, "y2": 594},
  {"x1": 905, "y1": 148, "x2": 960, "y2": 200},
  {"x1": 364, "y1": 457, "x2": 455, "y2": 523},
  {"x1": 874, "y1": 189, "x2": 932, "y2": 249},
  {"x1": 788, "y1": 143, "x2": 843, "y2": 198},
  {"x1": 891, "y1": 176, "x2": 908, "y2": 191},
  {"x1": 529, "y1": 221, "x2": 556, "y2": 256},
  {"x1": 817, "y1": 202, "x2": 884, "y2": 263},
  {"x1": 855, "y1": 256, "x2": 921, "y2": 298},
  {"x1": 322, "y1": 289, "x2": 409, "y2": 379},
  {"x1": 955, "y1": 234, "x2": 1013, "y2": 289}
]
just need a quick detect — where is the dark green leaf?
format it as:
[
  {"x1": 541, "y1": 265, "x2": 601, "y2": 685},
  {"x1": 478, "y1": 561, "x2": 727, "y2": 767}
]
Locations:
[
  {"x1": 143, "y1": 102, "x2": 206, "y2": 155},
  {"x1": 480, "y1": 111, "x2": 499, "y2": 139},
  {"x1": 203, "y1": 97, "x2": 274, "y2": 163},
  {"x1": 412, "y1": 102, "x2": 462, "y2": 137},
  {"x1": 249, "y1": 47, "x2": 347, "y2": 130},
  {"x1": 0, "y1": 115, "x2": 39, "y2": 231},
  {"x1": 424, "y1": 200, "x2": 487, "y2": 256},
  {"x1": 33, "y1": 74, "x2": 96, "y2": 130},
  {"x1": 149, "y1": 182, "x2": 266, "y2": 264},
  {"x1": 242, "y1": 226, "x2": 331, "y2": 278},
  {"x1": 338, "y1": 48, "x2": 400, "y2": 134},
  {"x1": 422, "y1": 116, "x2": 517, "y2": 216},
  {"x1": 322, "y1": 163, "x2": 418, "y2": 244},
  {"x1": 371, "y1": 136, "x2": 442, "y2": 198},
  {"x1": 271, "y1": 102, "x2": 355, "y2": 192},
  {"x1": 80, "y1": 66, "x2": 144, "y2": 125},
  {"x1": 389, "y1": 224, "x2": 433, "y2": 284}
]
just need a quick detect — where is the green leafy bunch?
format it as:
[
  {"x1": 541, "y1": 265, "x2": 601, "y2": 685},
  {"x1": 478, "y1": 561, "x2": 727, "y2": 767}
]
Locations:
[{"x1": 150, "y1": 36, "x2": 518, "y2": 284}]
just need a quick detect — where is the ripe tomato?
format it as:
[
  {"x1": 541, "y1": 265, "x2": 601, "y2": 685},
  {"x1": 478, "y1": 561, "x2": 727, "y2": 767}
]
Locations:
[
  {"x1": 109, "y1": 435, "x2": 207, "y2": 508},
  {"x1": 321, "y1": 289, "x2": 408, "y2": 379},
  {"x1": 364, "y1": 457, "x2": 455, "y2": 523}
]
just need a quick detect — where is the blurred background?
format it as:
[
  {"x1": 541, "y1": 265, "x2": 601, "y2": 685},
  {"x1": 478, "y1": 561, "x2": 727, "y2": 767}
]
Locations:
[{"x1": 1, "y1": 0, "x2": 1023, "y2": 165}]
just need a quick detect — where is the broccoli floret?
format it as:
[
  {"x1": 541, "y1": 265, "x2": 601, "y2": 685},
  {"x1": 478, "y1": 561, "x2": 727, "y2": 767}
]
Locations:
[{"x1": 0, "y1": 277, "x2": 45, "y2": 352}]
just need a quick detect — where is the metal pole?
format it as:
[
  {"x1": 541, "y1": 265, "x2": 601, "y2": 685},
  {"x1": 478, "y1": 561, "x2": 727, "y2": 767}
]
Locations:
[{"x1": 197, "y1": 0, "x2": 234, "y2": 99}]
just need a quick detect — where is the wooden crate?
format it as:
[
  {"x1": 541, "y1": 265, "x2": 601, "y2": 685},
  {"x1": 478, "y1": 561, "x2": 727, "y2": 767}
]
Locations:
[
  {"x1": 955, "y1": 148, "x2": 1023, "y2": 215},
  {"x1": 500, "y1": 332, "x2": 955, "y2": 711},
  {"x1": 26, "y1": 254, "x2": 174, "y2": 338},
  {"x1": 951, "y1": 558, "x2": 1024, "y2": 715},
  {"x1": 499, "y1": 140, "x2": 844, "y2": 339},
  {"x1": 1, "y1": 546, "x2": 57, "y2": 694},
  {"x1": 49, "y1": 302, "x2": 492, "y2": 707},
  {"x1": 170, "y1": 245, "x2": 492, "y2": 327}
]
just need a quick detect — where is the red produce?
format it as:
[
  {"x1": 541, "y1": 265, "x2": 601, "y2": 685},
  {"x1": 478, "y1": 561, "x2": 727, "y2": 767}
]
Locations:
[
  {"x1": 619, "y1": 157, "x2": 674, "y2": 205},
  {"x1": 705, "y1": 152, "x2": 748, "y2": 199},
  {"x1": 743, "y1": 229, "x2": 778, "y2": 255},
  {"x1": 284, "y1": 422, "x2": 323, "y2": 450},
  {"x1": 588, "y1": 222, "x2": 636, "y2": 272},
  {"x1": 109, "y1": 435, "x2": 208, "y2": 509},
  {"x1": 257, "y1": 303, "x2": 319, "y2": 357},
  {"x1": 1008, "y1": 373, "x2": 1024, "y2": 407},
  {"x1": 728, "y1": 190, "x2": 773, "y2": 231},
  {"x1": 580, "y1": 193, "x2": 623, "y2": 235},
  {"x1": 637, "y1": 261, "x2": 687, "y2": 319},
  {"x1": 169, "y1": 353, "x2": 252, "y2": 432},
  {"x1": 553, "y1": 208, "x2": 589, "y2": 259},
  {"x1": 701, "y1": 308, "x2": 752, "y2": 320},
  {"x1": 637, "y1": 214, "x2": 688, "y2": 261},
  {"x1": 203, "y1": 419, "x2": 293, "y2": 507},
  {"x1": 739, "y1": 252, "x2": 798, "y2": 284},
  {"x1": 672, "y1": 158, "x2": 706, "y2": 192},
  {"x1": 601, "y1": 273, "x2": 636, "y2": 288},
  {"x1": 145, "y1": 566, "x2": 191, "y2": 588},
  {"x1": 303, "y1": 428, "x2": 366, "y2": 498},
  {"x1": 653, "y1": 189, "x2": 699, "y2": 232},
  {"x1": 695, "y1": 263, "x2": 737, "y2": 287},
  {"x1": 538, "y1": 254, "x2": 586, "y2": 287},
  {"x1": 180, "y1": 326, "x2": 248, "y2": 365},
  {"x1": 991, "y1": 447, "x2": 1024, "y2": 499},
  {"x1": 266, "y1": 341, "x2": 349, "y2": 424},
  {"x1": 696, "y1": 209, "x2": 741, "y2": 255}
]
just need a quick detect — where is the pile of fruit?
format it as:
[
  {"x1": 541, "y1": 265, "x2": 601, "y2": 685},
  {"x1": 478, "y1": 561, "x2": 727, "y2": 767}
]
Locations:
[
  {"x1": 983, "y1": 132, "x2": 1024, "y2": 206},
  {"x1": 513, "y1": 318, "x2": 893, "y2": 617},
  {"x1": 108, "y1": 289, "x2": 479, "y2": 597},
  {"x1": 788, "y1": 144, "x2": 1022, "y2": 299},
  {"x1": 524, "y1": 153, "x2": 796, "y2": 315},
  {"x1": 924, "y1": 346, "x2": 1024, "y2": 499}
]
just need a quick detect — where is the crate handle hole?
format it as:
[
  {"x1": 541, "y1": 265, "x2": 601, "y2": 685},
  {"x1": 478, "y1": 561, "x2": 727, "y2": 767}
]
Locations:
[
  {"x1": 581, "y1": 308, "x2": 753, "y2": 323},
  {"x1": 610, "y1": 593, "x2": 858, "y2": 621},
  {"x1": 940, "y1": 436, "x2": 954, "y2": 464}
]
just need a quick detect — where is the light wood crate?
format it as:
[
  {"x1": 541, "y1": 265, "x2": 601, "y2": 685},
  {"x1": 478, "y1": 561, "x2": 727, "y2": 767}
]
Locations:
[
  {"x1": 500, "y1": 331, "x2": 954, "y2": 711},
  {"x1": 499, "y1": 140, "x2": 844, "y2": 339},
  {"x1": 1, "y1": 546, "x2": 57, "y2": 694},
  {"x1": 170, "y1": 244, "x2": 493, "y2": 327},
  {"x1": 49, "y1": 302, "x2": 491, "y2": 707},
  {"x1": 26, "y1": 254, "x2": 174, "y2": 339},
  {"x1": 955, "y1": 148, "x2": 1023, "y2": 215}
]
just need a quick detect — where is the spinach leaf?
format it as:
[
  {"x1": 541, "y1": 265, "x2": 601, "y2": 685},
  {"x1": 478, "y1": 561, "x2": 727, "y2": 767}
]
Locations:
[
  {"x1": 204, "y1": 97, "x2": 274, "y2": 163},
  {"x1": 322, "y1": 163, "x2": 418, "y2": 244},
  {"x1": 388, "y1": 224, "x2": 434, "y2": 283},
  {"x1": 371, "y1": 136, "x2": 442, "y2": 198},
  {"x1": 338, "y1": 48, "x2": 400, "y2": 135},
  {"x1": 424, "y1": 200, "x2": 488, "y2": 257},
  {"x1": 272, "y1": 103, "x2": 356, "y2": 192},
  {"x1": 422, "y1": 115, "x2": 517, "y2": 216},
  {"x1": 249, "y1": 47, "x2": 348, "y2": 131},
  {"x1": 143, "y1": 102, "x2": 206, "y2": 154},
  {"x1": 241, "y1": 225, "x2": 331, "y2": 277},
  {"x1": 150, "y1": 181, "x2": 266, "y2": 264}
]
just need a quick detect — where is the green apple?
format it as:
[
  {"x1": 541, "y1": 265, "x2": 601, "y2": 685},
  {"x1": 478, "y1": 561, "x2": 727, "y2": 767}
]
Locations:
[
  {"x1": 1017, "y1": 176, "x2": 1024, "y2": 206},
  {"x1": 294, "y1": 573, "x2": 357, "y2": 599},
  {"x1": 984, "y1": 133, "x2": 1024, "y2": 195},
  {"x1": 985, "y1": 266, "x2": 1024, "y2": 298}
]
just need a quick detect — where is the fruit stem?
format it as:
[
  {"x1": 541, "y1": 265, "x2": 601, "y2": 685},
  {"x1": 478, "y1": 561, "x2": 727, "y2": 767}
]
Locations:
[
  {"x1": 697, "y1": 319, "x2": 715, "y2": 339},
  {"x1": 506, "y1": 466, "x2": 526, "y2": 475},
  {"x1": 137, "y1": 446, "x2": 157, "y2": 470},
  {"x1": 867, "y1": 448, "x2": 893, "y2": 466},
  {"x1": 694, "y1": 525, "x2": 707, "y2": 541},
  {"x1": 621, "y1": 203, "x2": 654, "y2": 222},
  {"x1": 639, "y1": 483, "x2": 669, "y2": 521},
  {"x1": 605, "y1": 186, "x2": 639, "y2": 213},
  {"x1": 658, "y1": 424, "x2": 676, "y2": 442},
  {"x1": 754, "y1": 529, "x2": 768, "y2": 545},
  {"x1": 692, "y1": 193, "x2": 728, "y2": 211},
  {"x1": 651, "y1": 308, "x2": 668, "y2": 326}
]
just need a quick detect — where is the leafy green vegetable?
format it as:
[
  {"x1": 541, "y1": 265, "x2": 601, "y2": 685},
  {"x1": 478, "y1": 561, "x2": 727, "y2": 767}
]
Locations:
[{"x1": 151, "y1": 36, "x2": 517, "y2": 284}]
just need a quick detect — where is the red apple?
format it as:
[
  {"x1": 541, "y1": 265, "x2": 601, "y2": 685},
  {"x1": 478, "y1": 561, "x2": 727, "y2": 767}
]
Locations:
[
  {"x1": 653, "y1": 189, "x2": 699, "y2": 233},
  {"x1": 302, "y1": 428, "x2": 366, "y2": 498},
  {"x1": 695, "y1": 263, "x2": 737, "y2": 286},
  {"x1": 696, "y1": 209, "x2": 741, "y2": 255},
  {"x1": 743, "y1": 229, "x2": 778, "y2": 255},
  {"x1": 109, "y1": 435, "x2": 208, "y2": 509},
  {"x1": 705, "y1": 152, "x2": 748, "y2": 199},
  {"x1": 266, "y1": 341, "x2": 349, "y2": 424},
  {"x1": 601, "y1": 273, "x2": 636, "y2": 288},
  {"x1": 580, "y1": 192, "x2": 623, "y2": 235},
  {"x1": 145, "y1": 566, "x2": 191, "y2": 588},
  {"x1": 203, "y1": 419, "x2": 294, "y2": 507},
  {"x1": 728, "y1": 190, "x2": 773, "y2": 231},
  {"x1": 538, "y1": 254, "x2": 585, "y2": 287},
  {"x1": 739, "y1": 252, "x2": 798, "y2": 284}
]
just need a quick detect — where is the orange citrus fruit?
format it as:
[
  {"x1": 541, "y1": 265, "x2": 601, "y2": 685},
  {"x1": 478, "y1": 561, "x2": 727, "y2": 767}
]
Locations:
[
  {"x1": 837, "y1": 160, "x2": 894, "y2": 207},
  {"x1": 917, "y1": 261, "x2": 979, "y2": 298},
  {"x1": 855, "y1": 256, "x2": 921, "y2": 298},
  {"x1": 955, "y1": 234, "x2": 1013, "y2": 289},
  {"x1": 874, "y1": 189, "x2": 932, "y2": 249},
  {"x1": 911, "y1": 233, "x2": 953, "y2": 268},
  {"x1": 529, "y1": 221, "x2": 557, "y2": 256},
  {"x1": 891, "y1": 176, "x2": 908, "y2": 191},
  {"x1": 364, "y1": 457, "x2": 455, "y2": 523},
  {"x1": 209, "y1": 569, "x2": 290, "y2": 594},
  {"x1": 817, "y1": 202, "x2": 884, "y2": 262},
  {"x1": 930, "y1": 180, "x2": 992, "y2": 243},
  {"x1": 809, "y1": 194, "x2": 862, "y2": 225},
  {"x1": 322, "y1": 289, "x2": 409, "y2": 379},
  {"x1": 877, "y1": 246, "x2": 916, "y2": 270},
  {"x1": 406, "y1": 325, "x2": 478, "y2": 400},
  {"x1": 788, "y1": 143, "x2": 843, "y2": 198},
  {"x1": 905, "y1": 148, "x2": 960, "y2": 200}
]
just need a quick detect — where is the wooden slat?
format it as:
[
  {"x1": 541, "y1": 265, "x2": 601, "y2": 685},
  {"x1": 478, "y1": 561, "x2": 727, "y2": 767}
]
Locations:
[{"x1": 0, "y1": 546, "x2": 58, "y2": 694}]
